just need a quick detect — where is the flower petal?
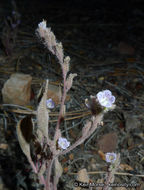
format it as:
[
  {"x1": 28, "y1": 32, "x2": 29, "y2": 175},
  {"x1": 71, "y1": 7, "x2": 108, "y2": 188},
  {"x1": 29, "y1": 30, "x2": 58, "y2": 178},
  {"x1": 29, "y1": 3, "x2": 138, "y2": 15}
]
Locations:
[
  {"x1": 96, "y1": 90, "x2": 115, "y2": 108},
  {"x1": 46, "y1": 98, "x2": 55, "y2": 109},
  {"x1": 110, "y1": 96, "x2": 115, "y2": 104},
  {"x1": 58, "y1": 137, "x2": 70, "y2": 150},
  {"x1": 96, "y1": 92, "x2": 104, "y2": 101},
  {"x1": 105, "y1": 152, "x2": 117, "y2": 163},
  {"x1": 103, "y1": 90, "x2": 112, "y2": 98}
]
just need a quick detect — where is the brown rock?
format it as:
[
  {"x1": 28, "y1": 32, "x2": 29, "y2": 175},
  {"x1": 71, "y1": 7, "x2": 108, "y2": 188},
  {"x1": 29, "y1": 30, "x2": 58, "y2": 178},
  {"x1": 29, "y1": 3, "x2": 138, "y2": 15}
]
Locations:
[
  {"x1": 118, "y1": 42, "x2": 135, "y2": 55},
  {"x1": 2, "y1": 73, "x2": 32, "y2": 106},
  {"x1": 98, "y1": 132, "x2": 118, "y2": 153}
]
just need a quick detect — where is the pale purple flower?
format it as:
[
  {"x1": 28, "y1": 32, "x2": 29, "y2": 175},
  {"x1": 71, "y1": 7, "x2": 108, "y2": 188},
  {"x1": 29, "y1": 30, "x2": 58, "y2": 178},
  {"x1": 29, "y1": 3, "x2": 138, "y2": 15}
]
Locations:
[
  {"x1": 58, "y1": 137, "x2": 70, "y2": 150},
  {"x1": 38, "y1": 20, "x2": 47, "y2": 30},
  {"x1": 105, "y1": 152, "x2": 117, "y2": 163},
  {"x1": 96, "y1": 90, "x2": 115, "y2": 108},
  {"x1": 46, "y1": 98, "x2": 55, "y2": 109}
]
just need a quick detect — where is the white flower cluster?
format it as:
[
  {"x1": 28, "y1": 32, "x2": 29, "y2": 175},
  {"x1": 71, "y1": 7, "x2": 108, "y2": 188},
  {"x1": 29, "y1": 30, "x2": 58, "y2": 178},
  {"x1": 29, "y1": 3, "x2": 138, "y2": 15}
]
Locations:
[
  {"x1": 105, "y1": 152, "x2": 117, "y2": 163},
  {"x1": 58, "y1": 137, "x2": 70, "y2": 150},
  {"x1": 96, "y1": 90, "x2": 115, "y2": 108}
]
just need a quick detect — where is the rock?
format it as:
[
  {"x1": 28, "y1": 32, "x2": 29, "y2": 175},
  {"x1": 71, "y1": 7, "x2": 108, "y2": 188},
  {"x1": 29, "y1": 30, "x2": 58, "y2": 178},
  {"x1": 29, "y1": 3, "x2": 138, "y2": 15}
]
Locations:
[
  {"x1": 118, "y1": 42, "x2": 135, "y2": 55},
  {"x1": 47, "y1": 84, "x2": 70, "y2": 105},
  {"x1": 2, "y1": 73, "x2": 32, "y2": 106}
]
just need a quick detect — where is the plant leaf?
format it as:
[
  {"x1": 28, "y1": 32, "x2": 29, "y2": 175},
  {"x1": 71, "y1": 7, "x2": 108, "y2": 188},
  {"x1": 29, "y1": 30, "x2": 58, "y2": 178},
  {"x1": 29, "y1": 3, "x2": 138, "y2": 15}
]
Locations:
[
  {"x1": 16, "y1": 118, "x2": 31, "y2": 158},
  {"x1": 66, "y1": 73, "x2": 77, "y2": 92},
  {"x1": 37, "y1": 80, "x2": 49, "y2": 139},
  {"x1": 20, "y1": 115, "x2": 33, "y2": 143}
]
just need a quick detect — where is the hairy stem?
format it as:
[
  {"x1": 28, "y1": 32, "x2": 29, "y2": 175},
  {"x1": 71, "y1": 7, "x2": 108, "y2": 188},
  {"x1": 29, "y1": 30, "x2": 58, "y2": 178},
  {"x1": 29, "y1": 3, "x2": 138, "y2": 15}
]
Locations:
[
  {"x1": 45, "y1": 159, "x2": 54, "y2": 190},
  {"x1": 28, "y1": 157, "x2": 46, "y2": 186}
]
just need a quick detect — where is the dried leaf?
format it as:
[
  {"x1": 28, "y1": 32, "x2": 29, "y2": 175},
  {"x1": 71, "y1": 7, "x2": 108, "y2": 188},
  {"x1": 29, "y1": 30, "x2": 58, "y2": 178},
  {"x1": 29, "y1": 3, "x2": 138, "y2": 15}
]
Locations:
[
  {"x1": 77, "y1": 169, "x2": 89, "y2": 182},
  {"x1": 16, "y1": 119, "x2": 31, "y2": 159},
  {"x1": 98, "y1": 132, "x2": 118, "y2": 153},
  {"x1": 98, "y1": 150, "x2": 106, "y2": 161},
  {"x1": 119, "y1": 164, "x2": 133, "y2": 171},
  {"x1": 20, "y1": 115, "x2": 33, "y2": 143},
  {"x1": 37, "y1": 80, "x2": 49, "y2": 139}
]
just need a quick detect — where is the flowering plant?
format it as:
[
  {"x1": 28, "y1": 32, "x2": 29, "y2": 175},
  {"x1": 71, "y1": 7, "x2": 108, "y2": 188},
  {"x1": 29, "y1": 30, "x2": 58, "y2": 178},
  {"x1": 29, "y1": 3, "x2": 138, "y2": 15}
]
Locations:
[
  {"x1": 104, "y1": 153, "x2": 120, "y2": 190},
  {"x1": 105, "y1": 152, "x2": 117, "y2": 163},
  {"x1": 16, "y1": 20, "x2": 116, "y2": 190},
  {"x1": 96, "y1": 90, "x2": 115, "y2": 108},
  {"x1": 58, "y1": 137, "x2": 70, "y2": 150}
]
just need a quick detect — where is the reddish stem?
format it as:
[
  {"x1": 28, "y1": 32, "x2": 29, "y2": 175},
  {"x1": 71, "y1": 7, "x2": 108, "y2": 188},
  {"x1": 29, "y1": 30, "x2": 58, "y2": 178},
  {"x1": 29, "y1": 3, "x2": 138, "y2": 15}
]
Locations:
[
  {"x1": 28, "y1": 157, "x2": 46, "y2": 186},
  {"x1": 45, "y1": 159, "x2": 54, "y2": 190}
]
